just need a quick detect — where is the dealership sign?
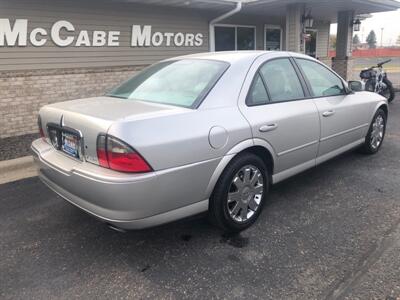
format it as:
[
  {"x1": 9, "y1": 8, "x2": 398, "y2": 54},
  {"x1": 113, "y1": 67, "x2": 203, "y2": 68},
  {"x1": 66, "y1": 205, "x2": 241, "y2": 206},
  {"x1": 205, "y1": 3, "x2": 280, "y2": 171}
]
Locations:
[{"x1": 0, "y1": 19, "x2": 204, "y2": 47}]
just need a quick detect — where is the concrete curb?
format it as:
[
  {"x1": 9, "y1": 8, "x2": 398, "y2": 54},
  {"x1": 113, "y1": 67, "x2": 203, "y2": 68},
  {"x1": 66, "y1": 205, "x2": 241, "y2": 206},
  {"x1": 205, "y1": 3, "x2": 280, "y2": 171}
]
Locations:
[{"x1": 0, "y1": 156, "x2": 37, "y2": 185}]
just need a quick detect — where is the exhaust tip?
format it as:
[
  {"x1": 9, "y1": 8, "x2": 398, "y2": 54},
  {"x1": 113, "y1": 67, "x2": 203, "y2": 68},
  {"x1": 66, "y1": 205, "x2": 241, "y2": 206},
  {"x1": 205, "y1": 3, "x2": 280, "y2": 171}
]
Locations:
[{"x1": 106, "y1": 223, "x2": 127, "y2": 233}]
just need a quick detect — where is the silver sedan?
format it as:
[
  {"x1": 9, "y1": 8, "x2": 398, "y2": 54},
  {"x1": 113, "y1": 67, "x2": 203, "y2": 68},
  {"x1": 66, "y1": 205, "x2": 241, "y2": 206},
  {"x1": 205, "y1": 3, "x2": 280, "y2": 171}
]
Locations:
[{"x1": 32, "y1": 51, "x2": 388, "y2": 232}]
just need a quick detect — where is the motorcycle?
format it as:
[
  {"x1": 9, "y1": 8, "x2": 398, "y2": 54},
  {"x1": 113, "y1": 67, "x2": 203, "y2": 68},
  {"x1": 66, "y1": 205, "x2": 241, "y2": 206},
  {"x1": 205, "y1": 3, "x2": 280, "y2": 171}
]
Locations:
[{"x1": 360, "y1": 59, "x2": 395, "y2": 102}]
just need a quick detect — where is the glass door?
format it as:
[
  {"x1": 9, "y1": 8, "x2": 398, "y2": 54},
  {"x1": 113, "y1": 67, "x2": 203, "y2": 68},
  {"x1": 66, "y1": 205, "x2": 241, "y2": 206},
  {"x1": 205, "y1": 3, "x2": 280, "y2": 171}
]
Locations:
[
  {"x1": 305, "y1": 30, "x2": 317, "y2": 58},
  {"x1": 264, "y1": 25, "x2": 282, "y2": 51}
]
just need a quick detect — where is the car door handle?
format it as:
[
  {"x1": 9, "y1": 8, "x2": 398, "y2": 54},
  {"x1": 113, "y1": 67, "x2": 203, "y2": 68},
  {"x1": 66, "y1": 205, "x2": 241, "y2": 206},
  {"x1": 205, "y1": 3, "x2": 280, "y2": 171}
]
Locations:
[
  {"x1": 322, "y1": 110, "x2": 335, "y2": 117},
  {"x1": 259, "y1": 124, "x2": 278, "y2": 133}
]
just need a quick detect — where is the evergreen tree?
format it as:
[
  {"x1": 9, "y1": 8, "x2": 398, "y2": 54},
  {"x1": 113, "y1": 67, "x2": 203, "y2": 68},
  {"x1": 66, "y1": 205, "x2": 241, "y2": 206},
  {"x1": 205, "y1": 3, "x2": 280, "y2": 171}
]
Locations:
[
  {"x1": 366, "y1": 30, "x2": 377, "y2": 49},
  {"x1": 352, "y1": 34, "x2": 361, "y2": 45}
]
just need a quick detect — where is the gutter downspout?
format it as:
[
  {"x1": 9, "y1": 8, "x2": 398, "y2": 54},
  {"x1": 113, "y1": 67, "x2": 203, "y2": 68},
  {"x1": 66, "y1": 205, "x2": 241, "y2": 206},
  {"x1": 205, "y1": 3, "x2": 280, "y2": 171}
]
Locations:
[{"x1": 209, "y1": 1, "x2": 243, "y2": 52}]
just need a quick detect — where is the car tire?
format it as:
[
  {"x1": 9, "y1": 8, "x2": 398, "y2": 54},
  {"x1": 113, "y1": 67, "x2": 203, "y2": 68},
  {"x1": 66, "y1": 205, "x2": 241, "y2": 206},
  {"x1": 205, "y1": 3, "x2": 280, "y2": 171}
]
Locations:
[
  {"x1": 359, "y1": 108, "x2": 387, "y2": 154},
  {"x1": 209, "y1": 152, "x2": 269, "y2": 232}
]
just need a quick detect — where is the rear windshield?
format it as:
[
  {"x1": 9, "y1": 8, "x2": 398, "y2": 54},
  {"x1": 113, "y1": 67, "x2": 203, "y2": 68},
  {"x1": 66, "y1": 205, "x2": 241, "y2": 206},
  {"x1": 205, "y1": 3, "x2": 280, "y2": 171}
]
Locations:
[{"x1": 107, "y1": 59, "x2": 229, "y2": 108}]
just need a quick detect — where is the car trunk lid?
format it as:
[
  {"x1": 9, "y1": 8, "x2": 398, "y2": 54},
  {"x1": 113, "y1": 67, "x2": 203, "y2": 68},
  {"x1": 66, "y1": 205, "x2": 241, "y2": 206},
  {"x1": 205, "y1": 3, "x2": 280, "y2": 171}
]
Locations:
[{"x1": 39, "y1": 96, "x2": 188, "y2": 165}]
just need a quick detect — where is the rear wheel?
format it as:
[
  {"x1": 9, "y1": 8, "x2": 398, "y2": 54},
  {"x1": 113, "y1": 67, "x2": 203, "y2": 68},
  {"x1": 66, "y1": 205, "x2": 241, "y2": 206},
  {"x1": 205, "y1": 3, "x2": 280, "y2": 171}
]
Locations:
[
  {"x1": 382, "y1": 78, "x2": 395, "y2": 103},
  {"x1": 359, "y1": 108, "x2": 387, "y2": 154},
  {"x1": 209, "y1": 153, "x2": 269, "y2": 232}
]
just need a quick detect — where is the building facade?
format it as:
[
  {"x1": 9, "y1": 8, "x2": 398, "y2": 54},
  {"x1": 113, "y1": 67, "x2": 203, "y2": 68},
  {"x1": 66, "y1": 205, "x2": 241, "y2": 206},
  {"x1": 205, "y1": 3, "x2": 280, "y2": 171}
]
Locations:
[{"x1": 1, "y1": 0, "x2": 399, "y2": 139}]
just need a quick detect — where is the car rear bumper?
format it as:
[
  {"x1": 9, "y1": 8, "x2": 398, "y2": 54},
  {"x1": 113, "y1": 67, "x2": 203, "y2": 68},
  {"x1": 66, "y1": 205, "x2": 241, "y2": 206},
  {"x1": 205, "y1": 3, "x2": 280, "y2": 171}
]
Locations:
[{"x1": 31, "y1": 139, "x2": 214, "y2": 229}]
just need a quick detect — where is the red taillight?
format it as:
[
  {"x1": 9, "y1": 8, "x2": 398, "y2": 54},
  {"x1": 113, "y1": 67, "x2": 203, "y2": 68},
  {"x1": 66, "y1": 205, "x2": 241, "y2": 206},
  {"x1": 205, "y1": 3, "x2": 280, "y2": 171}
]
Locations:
[
  {"x1": 38, "y1": 115, "x2": 45, "y2": 139},
  {"x1": 96, "y1": 135, "x2": 109, "y2": 168},
  {"x1": 96, "y1": 135, "x2": 152, "y2": 173}
]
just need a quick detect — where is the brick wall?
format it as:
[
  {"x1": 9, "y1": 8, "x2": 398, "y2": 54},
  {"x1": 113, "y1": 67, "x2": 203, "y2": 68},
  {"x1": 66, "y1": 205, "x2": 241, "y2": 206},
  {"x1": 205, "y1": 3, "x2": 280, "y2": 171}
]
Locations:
[{"x1": 0, "y1": 66, "x2": 144, "y2": 138}]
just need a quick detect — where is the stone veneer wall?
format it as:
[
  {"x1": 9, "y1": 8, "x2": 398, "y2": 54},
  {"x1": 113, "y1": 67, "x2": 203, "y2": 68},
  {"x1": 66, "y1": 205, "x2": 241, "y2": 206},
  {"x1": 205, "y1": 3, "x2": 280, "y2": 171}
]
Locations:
[
  {"x1": 318, "y1": 57, "x2": 332, "y2": 68},
  {"x1": 0, "y1": 66, "x2": 145, "y2": 138},
  {"x1": 331, "y1": 57, "x2": 354, "y2": 80}
]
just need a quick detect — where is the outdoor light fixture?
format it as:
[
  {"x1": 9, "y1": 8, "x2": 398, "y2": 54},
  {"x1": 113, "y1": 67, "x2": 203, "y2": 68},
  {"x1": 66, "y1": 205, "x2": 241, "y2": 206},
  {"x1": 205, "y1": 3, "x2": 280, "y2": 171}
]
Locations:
[
  {"x1": 303, "y1": 10, "x2": 314, "y2": 28},
  {"x1": 353, "y1": 19, "x2": 361, "y2": 31}
]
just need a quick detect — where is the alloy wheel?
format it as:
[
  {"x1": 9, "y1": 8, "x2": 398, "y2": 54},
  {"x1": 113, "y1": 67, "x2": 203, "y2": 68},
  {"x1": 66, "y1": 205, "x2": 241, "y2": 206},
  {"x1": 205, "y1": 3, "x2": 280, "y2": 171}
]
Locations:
[
  {"x1": 370, "y1": 114, "x2": 385, "y2": 150},
  {"x1": 227, "y1": 165, "x2": 264, "y2": 223}
]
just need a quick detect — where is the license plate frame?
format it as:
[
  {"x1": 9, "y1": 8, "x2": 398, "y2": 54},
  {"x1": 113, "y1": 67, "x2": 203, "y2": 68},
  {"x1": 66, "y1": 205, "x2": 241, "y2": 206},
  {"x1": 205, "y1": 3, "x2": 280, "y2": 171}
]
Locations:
[{"x1": 47, "y1": 123, "x2": 83, "y2": 160}]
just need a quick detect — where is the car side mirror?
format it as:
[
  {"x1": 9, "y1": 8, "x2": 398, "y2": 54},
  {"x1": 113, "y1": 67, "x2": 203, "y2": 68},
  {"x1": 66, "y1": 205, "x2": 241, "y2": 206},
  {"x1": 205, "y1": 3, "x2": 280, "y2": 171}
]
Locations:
[{"x1": 348, "y1": 81, "x2": 363, "y2": 92}]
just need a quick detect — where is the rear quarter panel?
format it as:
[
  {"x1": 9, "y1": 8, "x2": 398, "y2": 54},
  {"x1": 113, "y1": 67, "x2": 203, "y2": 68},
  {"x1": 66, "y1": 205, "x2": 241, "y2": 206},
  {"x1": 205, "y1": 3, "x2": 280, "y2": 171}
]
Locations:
[{"x1": 107, "y1": 106, "x2": 252, "y2": 171}]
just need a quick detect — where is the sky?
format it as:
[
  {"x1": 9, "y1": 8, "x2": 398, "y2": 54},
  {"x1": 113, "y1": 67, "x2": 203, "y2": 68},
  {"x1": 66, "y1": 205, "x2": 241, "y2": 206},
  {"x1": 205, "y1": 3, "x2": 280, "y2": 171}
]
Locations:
[{"x1": 330, "y1": 10, "x2": 400, "y2": 46}]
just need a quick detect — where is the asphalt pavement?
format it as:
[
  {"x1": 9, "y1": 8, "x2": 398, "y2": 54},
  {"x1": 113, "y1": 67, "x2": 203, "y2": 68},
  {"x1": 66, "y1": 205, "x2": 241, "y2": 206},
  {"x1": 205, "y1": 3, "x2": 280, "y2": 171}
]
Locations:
[{"x1": 1, "y1": 95, "x2": 400, "y2": 300}]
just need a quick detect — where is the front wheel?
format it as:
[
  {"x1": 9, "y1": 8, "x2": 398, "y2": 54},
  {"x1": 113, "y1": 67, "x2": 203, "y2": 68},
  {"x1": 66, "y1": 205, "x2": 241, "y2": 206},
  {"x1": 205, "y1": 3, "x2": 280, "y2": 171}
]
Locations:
[
  {"x1": 365, "y1": 79, "x2": 395, "y2": 102},
  {"x1": 209, "y1": 153, "x2": 269, "y2": 232},
  {"x1": 359, "y1": 108, "x2": 387, "y2": 154}
]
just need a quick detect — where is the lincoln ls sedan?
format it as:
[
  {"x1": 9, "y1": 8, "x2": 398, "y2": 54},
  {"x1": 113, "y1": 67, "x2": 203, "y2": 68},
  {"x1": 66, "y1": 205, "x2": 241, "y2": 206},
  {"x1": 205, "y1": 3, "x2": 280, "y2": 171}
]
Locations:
[{"x1": 32, "y1": 51, "x2": 388, "y2": 232}]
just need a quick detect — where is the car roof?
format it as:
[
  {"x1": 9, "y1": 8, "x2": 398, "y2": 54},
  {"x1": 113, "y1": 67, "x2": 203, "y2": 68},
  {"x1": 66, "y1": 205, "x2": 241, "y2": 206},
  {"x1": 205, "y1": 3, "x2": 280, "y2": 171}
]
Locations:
[{"x1": 167, "y1": 50, "x2": 313, "y2": 65}]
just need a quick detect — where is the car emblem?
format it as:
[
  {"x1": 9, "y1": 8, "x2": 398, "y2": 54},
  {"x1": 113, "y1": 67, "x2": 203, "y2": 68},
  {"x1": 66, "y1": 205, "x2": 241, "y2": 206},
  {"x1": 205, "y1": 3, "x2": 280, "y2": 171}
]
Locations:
[{"x1": 60, "y1": 115, "x2": 65, "y2": 127}]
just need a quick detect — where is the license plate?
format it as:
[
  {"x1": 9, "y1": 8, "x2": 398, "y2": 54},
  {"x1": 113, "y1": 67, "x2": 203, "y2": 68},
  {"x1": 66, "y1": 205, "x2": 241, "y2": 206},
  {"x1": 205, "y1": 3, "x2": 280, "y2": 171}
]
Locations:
[{"x1": 61, "y1": 132, "x2": 80, "y2": 158}]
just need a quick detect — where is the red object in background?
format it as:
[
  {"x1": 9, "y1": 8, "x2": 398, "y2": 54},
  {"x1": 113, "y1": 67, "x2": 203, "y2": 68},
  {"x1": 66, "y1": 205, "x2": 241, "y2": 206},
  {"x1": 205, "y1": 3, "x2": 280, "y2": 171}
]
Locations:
[{"x1": 329, "y1": 48, "x2": 400, "y2": 58}]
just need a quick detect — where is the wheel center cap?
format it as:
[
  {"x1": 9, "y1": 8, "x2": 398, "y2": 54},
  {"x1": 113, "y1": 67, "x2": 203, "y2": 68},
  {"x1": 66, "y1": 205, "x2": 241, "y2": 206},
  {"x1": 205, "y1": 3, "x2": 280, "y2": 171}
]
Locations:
[{"x1": 241, "y1": 186, "x2": 253, "y2": 203}]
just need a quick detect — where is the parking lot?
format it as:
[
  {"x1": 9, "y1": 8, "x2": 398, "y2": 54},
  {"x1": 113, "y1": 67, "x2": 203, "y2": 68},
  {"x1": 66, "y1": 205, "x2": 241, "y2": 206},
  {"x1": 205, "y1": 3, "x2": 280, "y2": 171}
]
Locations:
[{"x1": 1, "y1": 96, "x2": 400, "y2": 300}]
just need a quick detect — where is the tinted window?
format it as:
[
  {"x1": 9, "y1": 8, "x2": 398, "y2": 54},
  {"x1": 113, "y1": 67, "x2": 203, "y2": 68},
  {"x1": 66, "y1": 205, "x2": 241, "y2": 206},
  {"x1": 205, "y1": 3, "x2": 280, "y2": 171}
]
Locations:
[
  {"x1": 215, "y1": 27, "x2": 235, "y2": 51},
  {"x1": 296, "y1": 59, "x2": 345, "y2": 97},
  {"x1": 247, "y1": 73, "x2": 269, "y2": 106},
  {"x1": 107, "y1": 59, "x2": 229, "y2": 108},
  {"x1": 237, "y1": 27, "x2": 255, "y2": 50},
  {"x1": 259, "y1": 58, "x2": 304, "y2": 102},
  {"x1": 215, "y1": 26, "x2": 255, "y2": 51}
]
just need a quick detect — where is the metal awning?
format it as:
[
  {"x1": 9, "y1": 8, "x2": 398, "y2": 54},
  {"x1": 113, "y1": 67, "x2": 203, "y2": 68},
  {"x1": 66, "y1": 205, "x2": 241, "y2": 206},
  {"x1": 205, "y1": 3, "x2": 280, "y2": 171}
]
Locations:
[
  {"x1": 111, "y1": 0, "x2": 400, "y2": 21},
  {"x1": 240, "y1": 0, "x2": 400, "y2": 22},
  {"x1": 110, "y1": 0, "x2": 240, "y2": 11}
]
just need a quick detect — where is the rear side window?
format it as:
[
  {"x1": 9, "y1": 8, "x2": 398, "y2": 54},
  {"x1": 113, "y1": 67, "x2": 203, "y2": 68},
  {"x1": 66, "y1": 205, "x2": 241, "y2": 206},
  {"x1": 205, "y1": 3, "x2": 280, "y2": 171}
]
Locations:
[
  {"x1": 246, "y1": 73, "x2": 269, "y2": 106},
  {"x1": 295, "y1": 58, "x2": 345, "y2": 97},
  {"x1": 259, "y1": 58, "x2": 304, "y2": 102}
]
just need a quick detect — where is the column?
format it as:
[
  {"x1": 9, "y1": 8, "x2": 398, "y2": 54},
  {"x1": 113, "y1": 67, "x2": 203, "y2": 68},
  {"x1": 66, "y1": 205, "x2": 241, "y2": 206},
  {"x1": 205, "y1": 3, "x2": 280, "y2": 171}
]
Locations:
[{"x1": 332, "y1": 10, "x2": 354, "y2": 80}]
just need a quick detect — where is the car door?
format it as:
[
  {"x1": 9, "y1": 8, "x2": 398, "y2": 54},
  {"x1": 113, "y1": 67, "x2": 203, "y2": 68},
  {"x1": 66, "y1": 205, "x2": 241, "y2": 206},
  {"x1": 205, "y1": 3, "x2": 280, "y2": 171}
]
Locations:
[
  {"x1": 238, "y1": 56, "x2": 320, "y2": 181},
  {"x1": 294, "y1": 58, "x2": 371, "y2": 162}
]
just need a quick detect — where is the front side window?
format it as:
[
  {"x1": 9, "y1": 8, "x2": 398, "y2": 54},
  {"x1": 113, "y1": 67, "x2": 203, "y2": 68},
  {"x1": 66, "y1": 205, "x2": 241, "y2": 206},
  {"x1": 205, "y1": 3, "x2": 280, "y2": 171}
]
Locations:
[
  {"x1": 296, "y1": 59, "x2": 345, "y2": 97},
  {"x1": 215, "y1": 25, "x2": 255, "y2": 51},
  {"x1": 107, "y1": 59, "x2": 229, "y2": 108},
  {"x1": 259, "y1": 58, "x2": 305, "y2": 102}
]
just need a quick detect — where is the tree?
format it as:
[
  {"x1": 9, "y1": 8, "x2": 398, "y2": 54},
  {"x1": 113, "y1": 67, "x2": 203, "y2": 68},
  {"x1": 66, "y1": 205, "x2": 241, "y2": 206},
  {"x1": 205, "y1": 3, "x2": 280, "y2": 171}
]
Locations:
[
  {"x1": 366, "y1": 30, "x2": 377, "y2": 49},
  {"x1": 329, "y1": 35, "x2": 337, "y2": 50},
  {"x1": 396, "y1": 34, "x2": 400, "y2": 46},
  {"x1": 353, "y1": 34, "x2": 361, "y2": 45}
]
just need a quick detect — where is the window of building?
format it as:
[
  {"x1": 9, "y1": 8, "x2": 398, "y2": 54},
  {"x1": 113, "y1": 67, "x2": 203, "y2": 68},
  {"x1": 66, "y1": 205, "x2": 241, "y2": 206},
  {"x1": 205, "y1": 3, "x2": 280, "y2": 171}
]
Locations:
[
  {"x1": 295, "y1": 59, "x2": 345, "y2": 97},
  {"x1": 259, "y1": 58, "x2": 304, "y2": 102},
  {"x1": 264, "y1": 25, "x2": 282, "y2": 51},
  {"x1": 215, "y1": 25, "x2": 256, "y2": 51}
]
